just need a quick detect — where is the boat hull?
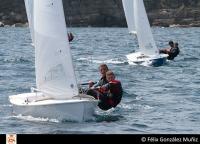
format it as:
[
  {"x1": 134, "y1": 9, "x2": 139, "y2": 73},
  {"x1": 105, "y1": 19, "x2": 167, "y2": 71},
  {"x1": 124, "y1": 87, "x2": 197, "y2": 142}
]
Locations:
[
  {"x1": 126, "y1": 52, "x2": 168, "y2": 66},
  {"x1": 9, "y1": 93, "x2": 98, "y2": 122}
]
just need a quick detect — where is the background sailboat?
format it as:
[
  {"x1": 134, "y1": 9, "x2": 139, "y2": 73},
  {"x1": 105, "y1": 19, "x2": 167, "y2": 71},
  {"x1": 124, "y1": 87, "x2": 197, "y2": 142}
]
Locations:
[
  {"x1": 9, "y1": 0, "x2": 98, "y2": 122},
  {"x1": 122, "y1": 0, "x2": 168, "y2": 66}
]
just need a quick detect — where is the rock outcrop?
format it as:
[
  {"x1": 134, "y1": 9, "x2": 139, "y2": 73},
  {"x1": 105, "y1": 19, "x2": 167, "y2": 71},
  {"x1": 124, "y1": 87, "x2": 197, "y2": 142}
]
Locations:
[{"x1": 0, "y1": 0, "x2": 200, "y2": 27}]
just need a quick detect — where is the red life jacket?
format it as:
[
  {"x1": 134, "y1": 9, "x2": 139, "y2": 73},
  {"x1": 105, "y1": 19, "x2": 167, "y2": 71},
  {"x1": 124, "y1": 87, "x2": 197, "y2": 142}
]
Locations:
[
  {"x1": 107, "y1": 80, "x2": 123, "y2": 107},
  {"x1": 96, "y1": 80, "x2": 123, "y2": 110}
]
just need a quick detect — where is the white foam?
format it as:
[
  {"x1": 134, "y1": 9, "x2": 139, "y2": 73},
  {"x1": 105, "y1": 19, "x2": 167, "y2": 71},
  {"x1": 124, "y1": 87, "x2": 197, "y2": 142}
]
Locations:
[
  {"x1": 77, "y1": 57, "x2": 126, "y2": 64},
  {"x1": 2, "y1": 104, "x2": 12, "y2": 107},
  {"x1": 135, "y1": 96, "x2": 143, "y2": 100},
  {"x1": 11, "y1": 114, "x2": 59, "y2": 123},
  {"x1": 127, "y1": 61, "x2": 137, "y2": 65},
  {"x1": 120, "y1": 103, "x2": 153, "y2": 110}
]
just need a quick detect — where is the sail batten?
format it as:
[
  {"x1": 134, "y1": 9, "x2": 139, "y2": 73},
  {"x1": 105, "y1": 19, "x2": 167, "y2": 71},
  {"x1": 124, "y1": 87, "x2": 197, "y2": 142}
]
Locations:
[{"x1": 34, "y1": 0, "x2": 78, "y2": 99}]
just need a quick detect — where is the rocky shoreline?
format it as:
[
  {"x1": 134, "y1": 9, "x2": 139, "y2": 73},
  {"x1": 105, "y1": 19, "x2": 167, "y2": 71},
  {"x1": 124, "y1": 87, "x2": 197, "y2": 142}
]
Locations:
[{"x1": 0, "y1": 0, "x2": 200, "y2": 27}]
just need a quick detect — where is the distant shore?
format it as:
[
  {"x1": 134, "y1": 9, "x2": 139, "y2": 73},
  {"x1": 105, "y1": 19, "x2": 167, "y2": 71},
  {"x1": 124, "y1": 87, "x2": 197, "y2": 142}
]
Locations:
[
  {"x1": 0, "y1": 23, "x2": 199, "y2": 28},
  {"x1": 0, "y1": 0, "x2": 200, "y2": 27}
]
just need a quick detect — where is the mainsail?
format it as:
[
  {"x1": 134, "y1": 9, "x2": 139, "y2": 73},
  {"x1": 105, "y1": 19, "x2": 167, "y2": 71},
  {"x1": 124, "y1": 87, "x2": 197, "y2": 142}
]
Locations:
[
  {"x1": 34, "y1": 0, "x2": 78, "y2": 99},
  {"x1": 24, "y1": 0, "x2": 34, "y2": 43},
  {"x1": 134, "y1": 0, "x2": 158, "y2": 55},
  {"x1": 122, "y1": 0, "x2": 136, "y2": 35}
]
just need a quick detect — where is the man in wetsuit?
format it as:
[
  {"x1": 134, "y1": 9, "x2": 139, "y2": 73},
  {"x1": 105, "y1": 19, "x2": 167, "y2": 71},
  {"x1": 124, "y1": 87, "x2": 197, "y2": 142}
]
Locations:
[
  {"x1": 159, "y1": 41, "x2": 180, "y2": 60},
  {"x1": 159, "y1": 40, "x2": 174, "y2": 55},
  {"x1": 68, "y1": 32, "x2": 74, "y2": 42},
  {"x1": 89, "y1": 64, "x2": 109, "y2": 88},
  {"x1": 167, "y1": 42, "x2": 180, "y2": 60},
  {"x1": 85, "y1": 64, "x2": 109, "y2": 97}
]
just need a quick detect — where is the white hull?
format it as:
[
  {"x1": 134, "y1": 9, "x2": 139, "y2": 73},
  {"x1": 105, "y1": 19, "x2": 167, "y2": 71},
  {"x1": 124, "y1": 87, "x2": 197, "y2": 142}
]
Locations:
[
  {"x1": 126, "y1": 52, "x2": 168, "y2": 66},
  {"x1": 9, "y1": 93, "x2": 98, "y2": 122}
]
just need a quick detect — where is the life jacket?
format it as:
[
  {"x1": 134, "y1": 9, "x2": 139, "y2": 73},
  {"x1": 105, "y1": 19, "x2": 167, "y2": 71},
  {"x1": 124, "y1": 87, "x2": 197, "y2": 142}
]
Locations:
[
  {"x1": 97, "y1": 80, "x2": 123, "y2": 110},
  {"x1": 107, "y1": 80, "x2": 123, "y2": 107}
]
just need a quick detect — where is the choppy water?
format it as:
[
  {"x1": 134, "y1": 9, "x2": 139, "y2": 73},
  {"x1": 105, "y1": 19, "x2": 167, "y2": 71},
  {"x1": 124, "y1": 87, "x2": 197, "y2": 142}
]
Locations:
[{"x1": 0, "y1": 27, "x2": 200, "y2": 134}]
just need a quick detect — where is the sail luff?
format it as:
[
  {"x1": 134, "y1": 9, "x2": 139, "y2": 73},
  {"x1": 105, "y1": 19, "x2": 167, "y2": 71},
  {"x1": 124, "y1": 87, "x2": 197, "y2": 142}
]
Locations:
[
  {"x1": 134, "y1": 0, "x2": 158, "y2": 55},
  {"x1": 122, "y1": 0, "x2": 137, "y2": 35},
  {"x1": 34, "y1": 0, "x2": 78, "y2": 99}
]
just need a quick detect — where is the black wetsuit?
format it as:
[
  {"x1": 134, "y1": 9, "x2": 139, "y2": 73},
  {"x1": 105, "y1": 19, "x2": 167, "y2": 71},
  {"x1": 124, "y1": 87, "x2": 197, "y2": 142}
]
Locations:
[
  {"x1": 167, "y1": 47, "x2": 180, "y2": 60},
  {"x1": 68, "y1": 33, "x2": 74, "y2": 42}
]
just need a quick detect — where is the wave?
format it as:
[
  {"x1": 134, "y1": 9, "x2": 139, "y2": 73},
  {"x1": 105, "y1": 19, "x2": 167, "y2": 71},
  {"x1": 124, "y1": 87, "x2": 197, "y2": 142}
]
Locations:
[
  {"x1": 94, "y1": 113, "x2": 123, "y2": 122},
  {"x1": 120, "y1": 103, "x2": 153, "y2": 110},
  {"x1": 2, "y1": 104, "x2": 12, "y2": 107},
  {"x1": 2, "y1": 57, "x2": 32, "y2": 63},
  {"x1": 77, "y1": 57, "x2": 128, "y2": 65},
  {"x1": 10, "y1": 114, "x2": 59, "y2": 123}
]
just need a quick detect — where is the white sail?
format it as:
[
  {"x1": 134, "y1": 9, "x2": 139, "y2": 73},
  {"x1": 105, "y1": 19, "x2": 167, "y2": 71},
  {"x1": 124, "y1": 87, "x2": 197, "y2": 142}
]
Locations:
[
  {"x1": 122, "y1": 0, "x2": 136, "y2": 35},
  {"x1": 34, "y1": 0, "x2": 79, "y2": 99},
  {"x1": 24, "y1": 0, "x2": 34, "y2": 43},
  {"x1": 134, "y1": 0, "x2": 158, "y2": 55}
]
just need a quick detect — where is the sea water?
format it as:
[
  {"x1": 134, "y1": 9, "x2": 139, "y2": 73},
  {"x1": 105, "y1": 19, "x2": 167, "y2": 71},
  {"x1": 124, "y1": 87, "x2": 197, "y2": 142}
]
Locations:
[{"x1": 0, "y1": 27, "x2": 200, "y2": 134}]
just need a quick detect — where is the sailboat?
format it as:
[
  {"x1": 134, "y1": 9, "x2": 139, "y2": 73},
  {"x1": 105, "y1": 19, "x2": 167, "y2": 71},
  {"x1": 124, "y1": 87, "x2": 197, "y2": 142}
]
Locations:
[
  {"x1": 9, "y1": 0, "x2": 98, "y2": 122},
  {"x1": 122, "y1": 0, "x2": 168, "y2": 66}
]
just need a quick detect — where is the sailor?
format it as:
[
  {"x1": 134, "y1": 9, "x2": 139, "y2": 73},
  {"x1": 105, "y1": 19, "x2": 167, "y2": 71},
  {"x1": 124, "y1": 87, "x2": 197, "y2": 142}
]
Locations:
[
  {"x1": 88, "y1": 64, "x2": 109, "y2": 88},
  {"x1": 88, "y1": 70, "x2": 123, "y2": 110},
  {"x1": 159, "y1": 41, "x2": 180, "y2": 60},
  {"x1": 79, "y1": 64, "x2": 109, "y2": 94},
  {"x1": 159, "y1": 40, "x2": 174, "y2": 54},
  {"x1": 68, "y1": 32, "x2": 74, "y2": 42},
  {"x1": 167, "y1": 42, "x2": 180, "y2": 60}
]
